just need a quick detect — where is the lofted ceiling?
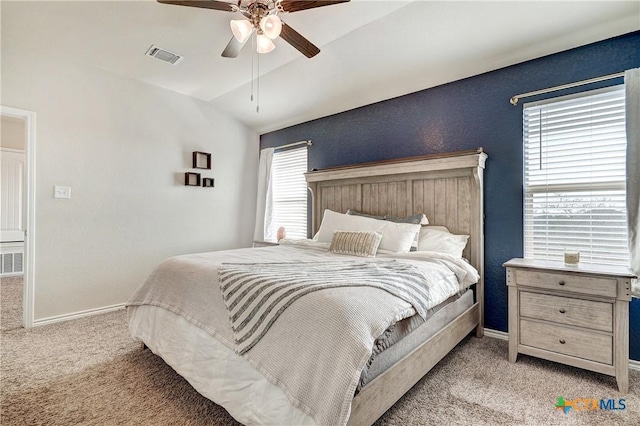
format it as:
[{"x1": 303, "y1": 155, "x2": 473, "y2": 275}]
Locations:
[{"x1": 2, "y1": 1, "x2": 639, "y2": 134}]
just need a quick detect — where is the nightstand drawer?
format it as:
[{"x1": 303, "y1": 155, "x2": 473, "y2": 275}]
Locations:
[
  {"x1": 520, "y1": 292, "x2": 613, "y2": 332},
  {"x1": 520, "y1": 319, "x2": 612, "y2": 364},
  {"x1": 515, "y1": 269, "x2": 617, "y2": 298}
]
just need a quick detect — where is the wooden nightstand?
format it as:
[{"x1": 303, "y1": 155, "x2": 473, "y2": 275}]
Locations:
[
  {"x1": 252, "y1": 240, "x2": 279, "y2": 248},
  {"x1": 503, "y1": 258, "x2": 636, "y2": 392}
]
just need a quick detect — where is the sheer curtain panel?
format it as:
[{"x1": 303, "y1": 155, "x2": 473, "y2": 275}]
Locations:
[
  {"x1": 253, "y1": 148, "x2": 275, "y2": 242},
  {"x1": 625, "y1": 68, "x2": 640, "y2": 295}
]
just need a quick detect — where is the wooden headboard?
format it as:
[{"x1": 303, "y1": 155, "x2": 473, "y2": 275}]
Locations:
[{"x1": 305, "y1": 148, "x2": 487, "y2": 327}]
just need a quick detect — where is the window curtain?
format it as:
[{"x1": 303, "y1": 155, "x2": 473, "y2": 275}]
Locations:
[
  {"x1": 625, "y1": 68, "x2": 640, "y2": 295},
  {"x1": 253, "y1": 148, "x2": 275, "y2": 242}
]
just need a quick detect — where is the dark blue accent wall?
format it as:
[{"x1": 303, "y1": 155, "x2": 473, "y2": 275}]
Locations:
[{"x1": 261, "y1": 32, "x2": 640, "y2": 360}]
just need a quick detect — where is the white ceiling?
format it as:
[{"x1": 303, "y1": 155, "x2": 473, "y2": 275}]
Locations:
[{"x1": 3, "y1": 1, "x2": 639, "y2": 134}]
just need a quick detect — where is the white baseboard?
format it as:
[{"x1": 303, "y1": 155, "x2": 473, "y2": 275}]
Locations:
[
  {"x1": 33, "y1": 303, "x2": 125, "y2": 327},
  {"x1": 483, "y1": 328, "x2": 640, "y2": 371},
  {"x1": 483, "y1": 328, "x2": 508, "y2": 341}
]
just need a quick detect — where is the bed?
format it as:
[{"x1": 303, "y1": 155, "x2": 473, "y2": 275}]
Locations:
[{"x1": 127, "y1": 148, "x2": 487, "y2": 426}]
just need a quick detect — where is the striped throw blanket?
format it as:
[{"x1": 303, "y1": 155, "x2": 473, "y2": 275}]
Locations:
[{"x1": 219, "y1": 260, "x2": 433, "y2": 354}]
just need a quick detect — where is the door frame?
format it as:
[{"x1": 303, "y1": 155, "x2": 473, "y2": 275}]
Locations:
[{"x1": 2, "y1": 105, "x2": 36, "y2": 328}]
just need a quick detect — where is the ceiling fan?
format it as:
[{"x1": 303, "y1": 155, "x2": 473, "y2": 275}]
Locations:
[{"x1": 157, "y1": 1, "x2": 351, "y2": 58}]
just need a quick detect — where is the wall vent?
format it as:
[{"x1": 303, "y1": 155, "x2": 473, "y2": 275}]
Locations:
[
  {"x1": 145, "y1": 45, "x2": 184, "y2": 65},
  {"x1": 1, "y1": 252, "x2": 23, "y2": 276}
]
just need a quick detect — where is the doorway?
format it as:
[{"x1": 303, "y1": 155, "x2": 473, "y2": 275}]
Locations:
[{"x1": 1, "y1": 106, "x2": 36, "y2": 328}]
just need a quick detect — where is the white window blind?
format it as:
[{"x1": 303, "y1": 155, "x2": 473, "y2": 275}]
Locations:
[
  {"x1": 271, "y1": 146, "x2": 308, "y2": 239},
  {"x1": 523, "y1": 85, "x2": 629, "y2": 266}
]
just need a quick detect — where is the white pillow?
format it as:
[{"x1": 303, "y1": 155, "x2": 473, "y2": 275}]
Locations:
[
  {"x1": 315, "y1": 209, "x2": 383, "y2": 241},
  {"x1": 417, "y1": 228, "x2": 469, "y2": 257},
  {"x1": 410, "y1": 226, "x2": 450, "y2": 251},
  {"x1": 422, "y1": 225, "x2": 450, "y2": 233},
  {"x1": 315, "y1": 209, "x2": 420, "y2": 253}
]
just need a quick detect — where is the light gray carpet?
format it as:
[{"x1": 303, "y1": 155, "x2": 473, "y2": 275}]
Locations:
[
  {"x1": 1, "y1": 276, "x2": 639, "y2": 425},
  {"x1": 1, "y1": 276, "x2": 22, "y2": 331}
]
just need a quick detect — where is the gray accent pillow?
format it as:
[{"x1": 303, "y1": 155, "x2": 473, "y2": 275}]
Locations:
[
  {"x1": 346, "y1": 209, "x2": 427, "y2": 225},
  {"x1": 384, "y1": 213, "x2": 427, "y2": 225},
  {"x1": 345, "y1": 209, "x2": 384, "y2": 221},
  {"x1": 329, "y1": 231, "x2": 382, "y2": 258}
]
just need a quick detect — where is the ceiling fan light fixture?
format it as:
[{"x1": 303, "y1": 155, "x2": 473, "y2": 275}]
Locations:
[
  {"x1": 230, "y1": 19, "x2": 253, "y2": 43},
  {"x1": 260, "y1": 15, "x2": 282, "y2": 39},
  {"x1": 256, "y1": 34, "x2": 276, "y2": 54}
]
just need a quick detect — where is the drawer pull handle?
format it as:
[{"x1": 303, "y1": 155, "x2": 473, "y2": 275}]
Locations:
[
  {"x1": 559, "y1": 339, "x2": 566, "y2": 344},
  {"x1": 558, "y1": 281, "x2": 565, "y2": 286},
  {"x1": 559, "y1": 309, "x2": 566, "y2": 314}
]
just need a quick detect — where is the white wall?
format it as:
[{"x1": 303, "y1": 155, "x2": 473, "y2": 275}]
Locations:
[{"x1": 2, "y1": 41, "x2": 259, "y2": 320}]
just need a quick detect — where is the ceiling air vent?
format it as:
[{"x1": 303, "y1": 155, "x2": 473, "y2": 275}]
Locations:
[{"x1": 145, "y1": 45, "x2": 183, "y2": 65}]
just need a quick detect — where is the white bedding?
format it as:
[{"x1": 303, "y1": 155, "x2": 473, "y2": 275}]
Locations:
[
  {"x1": 127, "y1": 240, "x2": 479, "y2": 425},
  {"x1": 129, "y1": 305, "x2": 315, "y2": 425}
]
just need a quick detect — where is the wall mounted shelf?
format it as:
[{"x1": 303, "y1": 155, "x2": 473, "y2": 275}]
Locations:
[
  {"x1": 193, "y1": 151, "x2": 212, "y2": 169},
  {"x1": 185, "y1": 172, "x2": 201, "y2": 186}
]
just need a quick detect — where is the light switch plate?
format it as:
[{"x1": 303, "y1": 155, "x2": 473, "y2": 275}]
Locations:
[{"x1": 54, "y1": 185, "x2": 71, "y2": 199}]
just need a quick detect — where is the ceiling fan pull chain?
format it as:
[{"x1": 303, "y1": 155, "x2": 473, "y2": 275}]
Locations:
[
  {"x1": 250, "y1": 33, "x2": 255, "y2": 102},
  {"x1": 257, "y1": 50, "x2": 260, "y2": 113}
]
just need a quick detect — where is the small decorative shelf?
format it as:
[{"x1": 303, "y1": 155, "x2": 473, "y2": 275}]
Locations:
[
  {"x1": 185, "y1": 172, "x2": 201, "y2": 186},
  {"x1": 202, "y1": 178, "x2": 215, "y2": 188},
  {"x1": 193, "y1": 151, "x2": 212, "y2": 170}
]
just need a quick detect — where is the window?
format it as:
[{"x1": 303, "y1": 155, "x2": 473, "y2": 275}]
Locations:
[
  {"x1": 271, "y1": 146, "x2": 308, "y2": 239},
  {"x1": 523, "y1": 85, "x2": 628, "y2": 266}
]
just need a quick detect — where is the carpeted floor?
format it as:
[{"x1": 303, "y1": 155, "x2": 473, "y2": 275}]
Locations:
[
  {"x1": 1, "y1": 276, "x2": 22, "y2": 332},
  {"x1": 1, "y1": 276, "x2": 639, "y2": 425}
]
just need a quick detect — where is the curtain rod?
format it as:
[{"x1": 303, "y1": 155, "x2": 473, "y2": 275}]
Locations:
[
  {"x1": 510, "y1": 71, "x2": 625, "y2": 106},
  {"x1": 274, "y1": 140, "x2": 312, "y2": 150}
]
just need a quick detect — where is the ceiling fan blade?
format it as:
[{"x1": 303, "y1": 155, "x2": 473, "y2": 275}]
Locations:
[
  {"x1": 221, "y1": 36, "x2": 248, "y2": 58},
  {"x1": 280, "y1": 22, "x2": 320, "y2": 58},
  {"x1": 279, "y1": 0, "x2": 350, "y2": 14},
  {"x1": 157, "y1": 0, "x2": 235, "y2": 12}
]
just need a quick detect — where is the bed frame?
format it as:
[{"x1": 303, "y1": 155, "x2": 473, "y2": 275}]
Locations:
[{"x1": 305, "y1": 148, "x2": 487, "y2": 425}]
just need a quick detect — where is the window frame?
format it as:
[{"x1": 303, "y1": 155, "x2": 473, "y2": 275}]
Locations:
[
  {"x1": 522, "y1": 84, "x2": 629, "y2": 267},
  {"x1": 270, "y1": 145, "x2": 309, "y2": 240}
]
